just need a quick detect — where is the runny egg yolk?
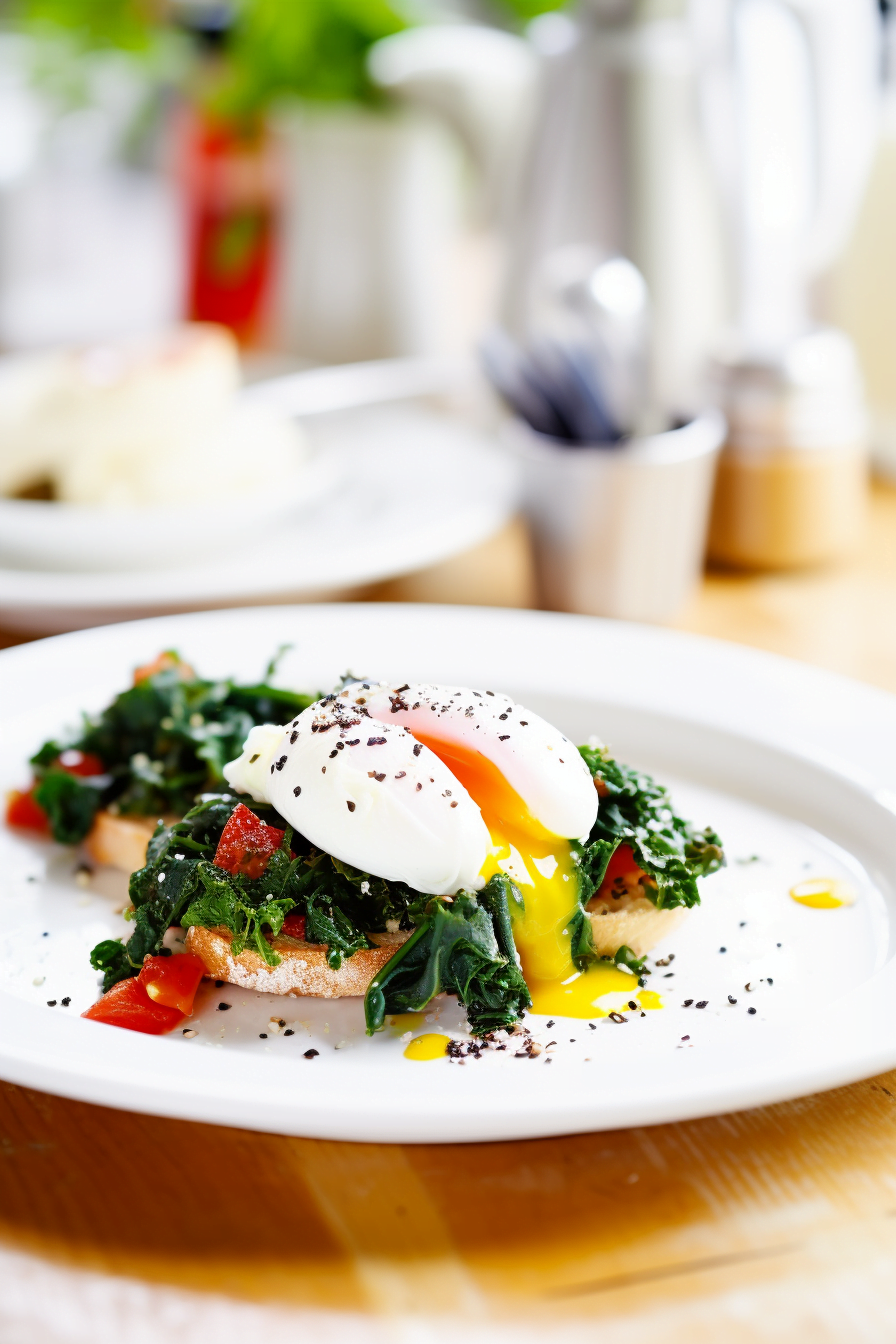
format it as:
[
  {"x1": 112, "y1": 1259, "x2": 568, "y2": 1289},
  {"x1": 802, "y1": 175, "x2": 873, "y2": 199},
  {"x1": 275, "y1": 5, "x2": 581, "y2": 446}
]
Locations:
[
  {"x1": 789, "y1": 877, "x2": 856, "y2": 909},
  {"x1": 412, "y1": 733, "x2": 655, "y2": 1019}
]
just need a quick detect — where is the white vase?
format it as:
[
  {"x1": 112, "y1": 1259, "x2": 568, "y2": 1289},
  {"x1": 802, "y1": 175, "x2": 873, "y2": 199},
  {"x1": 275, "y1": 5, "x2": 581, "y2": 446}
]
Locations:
[{"x1": 272, "y1": 104, "x2": 463, "y2": 364}]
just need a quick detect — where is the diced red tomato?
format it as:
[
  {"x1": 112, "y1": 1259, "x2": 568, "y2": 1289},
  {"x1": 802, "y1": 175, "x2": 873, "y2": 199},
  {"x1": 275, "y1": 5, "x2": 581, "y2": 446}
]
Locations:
[
  {"x1": 5, "y1": 787, "x2": 49, "y2": 834},
  {"x1": 138, "y1": 953, "x2": 206, "y2": 1015},
  {"x1": 56, "y1": 750, "x2": 105, "y2": 777},
  {"x1": 600, "y1": 844, "x2": 645, "y2": 891},
  {"x1": 82, "y1": 976, "x2": 185, "y2": 1034},
  {"x1": 213, "y1": 802, "x2": 287, "y2": 879},
  {"x1": 5, "y1": 749, "x2": 104, "y2": 836},
  {"x1": 132, "y1": 651, "x2": 195, "y2": 685},
  {"x1": 280, "y1": 913, "x2": 306, "y2": 941}
]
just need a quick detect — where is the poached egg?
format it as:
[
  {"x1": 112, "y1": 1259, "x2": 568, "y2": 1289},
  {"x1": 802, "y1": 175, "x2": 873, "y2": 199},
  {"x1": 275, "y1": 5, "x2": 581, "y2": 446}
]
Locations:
[{"x1": 224, "y1": 680, "x2": 601, "y2": 1000}]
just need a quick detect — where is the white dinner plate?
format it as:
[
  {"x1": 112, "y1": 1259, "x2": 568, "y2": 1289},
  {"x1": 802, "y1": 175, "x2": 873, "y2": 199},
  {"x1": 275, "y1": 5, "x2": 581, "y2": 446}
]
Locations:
[
  {"x1": 1, "y1": 603, "x2": 895, "y2": 1143},
  {"x1": 0, "y1": 406, "x2": 517, "y2": 634}
]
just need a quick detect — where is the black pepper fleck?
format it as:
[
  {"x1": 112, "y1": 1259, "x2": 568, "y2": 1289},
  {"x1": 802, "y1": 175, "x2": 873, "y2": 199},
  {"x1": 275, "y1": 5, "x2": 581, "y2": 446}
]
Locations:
[
  {"x1": 347, "y1": 800, "x2": 356, "y2": 812},
  {"x1": 46, "y1": 1000, "x2": 57, "y2": 1007},
  {"x1": 683, "y1": 999, "x2": 693, "y2": 1007},
  {"x1": 728, "y1": 995, "x2": 737, "y2": 1004},
  {"x1": 368, "y1": 737, "x2": 387, "y2": 746},
  {"x1": 498, "y1": 735, "x2": 510, "y2": 742},
  {"x1": 748, "y1": 1007, "x2": 757, "y2": 1015},
  {"x1": 217, "y1": 1002, "x2": 231, "y2": 1011},
  {"x1": 259, "y1": 1033, "x2": 267, "y2": 1039},
  {"x1": 215, "y1": 980, "x2": 225, "y2": 987},
  {"x1": 284, "y1": 1029, "x2": 294, "y2": 1036},
  {"x1": 304, "y1": 1048, "x2": 319, "y2": 1059},
  {"x1": 696, "y1": 1000, "x2": 708, "y2": 1009},
  {"x1": 61, "y1": 997, "x2": 70, "y2": 1007},
  {"x1": 293, "y1": 785, "x2": 302, "y2": 797}
]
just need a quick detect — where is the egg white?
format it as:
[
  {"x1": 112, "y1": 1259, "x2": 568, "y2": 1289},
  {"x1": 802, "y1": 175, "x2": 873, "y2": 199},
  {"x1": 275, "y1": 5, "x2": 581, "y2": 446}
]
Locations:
[
  {"x1": 224, "y1": 691, "x2": 490, "y2": 894},
  {"x1": 223, "y1": 680, "x2": 598, "y2": 896}
]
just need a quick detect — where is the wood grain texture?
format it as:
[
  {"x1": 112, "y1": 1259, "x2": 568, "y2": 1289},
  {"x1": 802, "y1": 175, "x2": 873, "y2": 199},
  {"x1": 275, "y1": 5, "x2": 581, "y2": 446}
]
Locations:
[{"x1": 3, "y1": 1071, "x2": 896, "y2": 1339}]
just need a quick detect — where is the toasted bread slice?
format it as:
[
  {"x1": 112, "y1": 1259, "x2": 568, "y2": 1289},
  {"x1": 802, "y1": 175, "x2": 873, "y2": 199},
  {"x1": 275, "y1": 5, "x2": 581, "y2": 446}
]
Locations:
[
  {"x1": 588, "y1": 897, "x2": 687, "y2": 958},
  {"x1": 84, "y1": 810, "x2": 160, "y2": 874},
  {"x1": 185, "y1": 924, "x2": 410, "y2": 998}
]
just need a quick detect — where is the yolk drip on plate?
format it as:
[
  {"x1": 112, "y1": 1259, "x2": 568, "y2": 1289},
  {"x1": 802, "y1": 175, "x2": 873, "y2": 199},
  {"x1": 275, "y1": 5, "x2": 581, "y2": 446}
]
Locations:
[
  {"x1": 790, "y1": 877, "x2": 856, "y2": 909},
  {"x1": 413, "y1": 733, "x2": 656, "y2": 1019},
  {"x1": 404, "y1": 1033, "x2": 451, "y2": 1061}
]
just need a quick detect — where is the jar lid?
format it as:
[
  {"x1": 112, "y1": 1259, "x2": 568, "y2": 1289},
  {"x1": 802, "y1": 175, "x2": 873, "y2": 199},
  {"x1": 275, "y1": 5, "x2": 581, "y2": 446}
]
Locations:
[{"x1": 711, "y1": 328, "x2": 867, "y2": 453}]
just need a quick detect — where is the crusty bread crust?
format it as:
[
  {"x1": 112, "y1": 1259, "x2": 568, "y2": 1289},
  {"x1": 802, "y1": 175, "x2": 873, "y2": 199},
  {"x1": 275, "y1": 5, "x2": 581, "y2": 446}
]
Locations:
[
  {"x1": 588, "y1": 897, "x2": 687, "y2": 958},
  {"x1": 84, "y1": 810, "x2": 160, "y2": 873},
  {"x1": 185, "y1": 925, "x2": 409, "y2": 998}
]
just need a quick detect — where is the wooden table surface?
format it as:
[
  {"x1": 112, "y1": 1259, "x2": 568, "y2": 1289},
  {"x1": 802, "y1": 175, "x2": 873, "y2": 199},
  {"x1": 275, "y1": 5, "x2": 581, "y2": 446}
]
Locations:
[{"x1": 4, "y1": 488, "x2": 896, "y2": 1343}]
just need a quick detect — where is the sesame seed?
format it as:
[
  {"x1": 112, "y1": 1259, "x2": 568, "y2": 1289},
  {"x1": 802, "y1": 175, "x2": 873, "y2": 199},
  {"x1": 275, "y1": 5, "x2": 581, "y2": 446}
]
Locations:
[{"x1": 249, "y1": 753, "x2": 260, "y2": 763}]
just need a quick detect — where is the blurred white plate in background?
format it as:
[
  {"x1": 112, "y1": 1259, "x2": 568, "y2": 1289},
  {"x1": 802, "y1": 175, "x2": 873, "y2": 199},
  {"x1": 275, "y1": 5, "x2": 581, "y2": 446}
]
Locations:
[
  {"x1": 0, "y1": 405, "x2": 519, "y2": 632},
  {"x1": 0, "y1": 451, "x2": 337, "y2": 572}
]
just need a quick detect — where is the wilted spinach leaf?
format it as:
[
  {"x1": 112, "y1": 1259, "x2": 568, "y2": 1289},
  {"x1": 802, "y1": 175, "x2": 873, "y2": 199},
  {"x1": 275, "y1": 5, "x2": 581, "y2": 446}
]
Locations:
[
  {"x1": 364, "y1": 876, "x2": 530, "y2": 1036},
  {"x1": 31, "y1": 652, "x2": 315, "y2": 844},
  {"x1": 578, "y1": 744, "x2": 724, "y2": 912}
]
